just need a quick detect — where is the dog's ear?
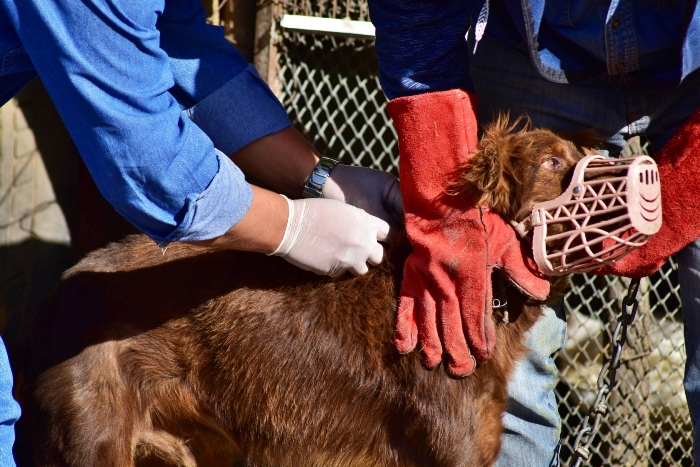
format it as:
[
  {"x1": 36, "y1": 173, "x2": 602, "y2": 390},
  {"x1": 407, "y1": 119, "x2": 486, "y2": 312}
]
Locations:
[{"x1": 452, "y1": 114, "x2": 530, "y2": 219}]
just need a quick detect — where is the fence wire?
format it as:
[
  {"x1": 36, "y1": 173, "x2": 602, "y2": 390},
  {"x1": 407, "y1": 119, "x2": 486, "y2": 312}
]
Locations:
[
  {"x1": 276, "y1": 30, "x2": 398, "y2": 173},
  {"x1": 280, "y1": 0, "x2": 370, "y2": 21},
  {"x1": 270, "y1": 4, "x2": 692, "y2": 465}
]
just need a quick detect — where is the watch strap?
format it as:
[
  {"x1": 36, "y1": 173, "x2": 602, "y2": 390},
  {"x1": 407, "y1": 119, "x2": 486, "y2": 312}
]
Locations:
[{"x1": 302, "y1": 156, "x2": 341, "y2": 198}]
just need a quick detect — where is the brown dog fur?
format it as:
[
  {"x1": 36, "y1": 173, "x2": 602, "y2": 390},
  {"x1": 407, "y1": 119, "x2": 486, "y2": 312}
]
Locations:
[{"x1": 25, "y1": 117, "x2": 596, "y2": 467}]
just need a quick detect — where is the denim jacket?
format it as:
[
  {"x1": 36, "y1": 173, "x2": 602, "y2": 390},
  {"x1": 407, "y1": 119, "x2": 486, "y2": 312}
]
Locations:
[
  {"x1": 369, "y1": 0, "x2": 700, "y2": 100},
  {"x1": 0, "y1": 0, "x2": 291, "y2": 245}
]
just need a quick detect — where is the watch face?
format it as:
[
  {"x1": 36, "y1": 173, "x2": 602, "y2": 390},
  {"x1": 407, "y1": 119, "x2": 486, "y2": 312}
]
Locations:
[{"x1": 310, "y1": 172, "x2": 328, "y2": 186}]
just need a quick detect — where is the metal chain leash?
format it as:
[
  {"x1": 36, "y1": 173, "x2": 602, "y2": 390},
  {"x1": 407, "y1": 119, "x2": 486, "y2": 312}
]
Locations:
[{"x1": 569, "y1": 278, "x2": 641, "y2": 467}]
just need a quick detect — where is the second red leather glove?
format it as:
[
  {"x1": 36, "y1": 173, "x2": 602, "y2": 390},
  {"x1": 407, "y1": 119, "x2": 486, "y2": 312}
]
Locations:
[
  {"x1": 388, "y1": 89, "x2": 550, "y2": 377},
  {"x1": 595, "y1": 107, "x2": 700, "y2": 278}
]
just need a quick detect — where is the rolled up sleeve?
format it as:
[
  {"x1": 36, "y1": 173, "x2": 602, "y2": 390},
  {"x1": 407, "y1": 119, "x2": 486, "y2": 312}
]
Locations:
[{"x1": 165, "y1": 149, "x2": 252, "y2": 244}]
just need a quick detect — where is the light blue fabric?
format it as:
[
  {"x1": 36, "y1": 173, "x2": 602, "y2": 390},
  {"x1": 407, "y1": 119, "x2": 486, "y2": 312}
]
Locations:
[
  {"x1": 0, "y1": 0, "x2": 291, "y2": 245},
  {"x1": 0, "y1": 338, "x2": 19, "y2": 467},
  {"x1": 369, "y1": 0, "x2": 700, "y2": 99},
  {"x1": 495, "y1": 306, "x2": 567, "y2": 467},
  {"x1": 170, "y1": 149, "x2": 254, "y2": 243},
  {"x1": 469, "y1": 32, "x2": 700, "y2": 466}
]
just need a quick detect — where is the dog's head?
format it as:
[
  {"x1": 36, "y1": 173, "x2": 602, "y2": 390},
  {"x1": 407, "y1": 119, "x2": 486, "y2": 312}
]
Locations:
[
  {"x1": 453, "y1": 115, "x2": 601, "y2": 226},
  {"x1": 451, "y1": 115, "x2": 603, "y2": 297}
]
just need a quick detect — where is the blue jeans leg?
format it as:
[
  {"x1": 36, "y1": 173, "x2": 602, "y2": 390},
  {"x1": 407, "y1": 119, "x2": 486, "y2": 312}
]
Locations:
[
  {"x1": 676, "y1": 239, "x2": 700, "y2": 464},
  {"x1": 0, "y1": 338, "x2": 18, "y2": 467},
  {"x1": 495, "y1": 305, "x2": 567, "y2": 467}
]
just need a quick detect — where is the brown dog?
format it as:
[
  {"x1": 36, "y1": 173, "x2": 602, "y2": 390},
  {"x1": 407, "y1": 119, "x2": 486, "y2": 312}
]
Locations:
[{"x1": 25, "y1": 117, "x2": 595, "y2": 467}]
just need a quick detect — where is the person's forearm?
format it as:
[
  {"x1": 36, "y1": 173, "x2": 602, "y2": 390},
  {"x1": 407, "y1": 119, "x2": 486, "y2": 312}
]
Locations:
[
  {"x1": 187, "y1": 185, "x2": 287, "y2": 253},
  {"x1": 229, "y1": 126, "x2": 404, "y2": 237},
  {"x1": 229, "y1": 127, "x2": 320, "y2": 199}
]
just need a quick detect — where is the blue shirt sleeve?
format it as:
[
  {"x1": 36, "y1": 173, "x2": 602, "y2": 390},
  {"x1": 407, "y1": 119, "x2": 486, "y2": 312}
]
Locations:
[
  {"x1": 157, "y1": 0, "x2": 291, "y2": 155},
  {"x1": 0, "y1": 0, "x2": 290, "y2": 245},
  {"x1": 183, "y1": 64, "x2": 291, "y2": 157},
  {"x1": 369, "y1": 0, "x2": 476, "y2": 100}
]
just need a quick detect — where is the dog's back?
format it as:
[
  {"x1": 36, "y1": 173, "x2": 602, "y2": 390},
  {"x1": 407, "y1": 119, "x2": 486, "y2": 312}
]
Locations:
[{"x1": 27, "y1": 232, "x2": 541, "y2": 467}]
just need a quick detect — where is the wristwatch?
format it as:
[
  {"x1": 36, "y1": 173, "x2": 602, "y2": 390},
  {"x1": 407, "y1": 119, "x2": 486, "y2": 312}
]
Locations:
[{"x1": 302, "y1": 156, "x2": 341, "y2": 198}]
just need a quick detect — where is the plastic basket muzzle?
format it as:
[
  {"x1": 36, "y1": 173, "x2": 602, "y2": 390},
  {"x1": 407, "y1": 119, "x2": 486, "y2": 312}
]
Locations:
[{"x1": 512, "y1": 154, "x2": 662, "y2": 276}]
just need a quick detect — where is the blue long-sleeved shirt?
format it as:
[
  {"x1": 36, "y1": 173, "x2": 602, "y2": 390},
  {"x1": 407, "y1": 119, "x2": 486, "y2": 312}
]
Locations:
[
  {"x1": 370, "y1": 0, "x2": 700, "y2": 100},
  {"x1": 0, "y1": 0, "x2": 292, "y2": 245}
]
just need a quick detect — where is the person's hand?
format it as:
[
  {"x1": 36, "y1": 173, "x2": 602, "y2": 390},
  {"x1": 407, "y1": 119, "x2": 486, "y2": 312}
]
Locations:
[
  {"x1": 322, "y1": 165, "x2": 403, "y2": 239},
  {"x1": 388, "y1": 89, "x2": 550, "y2": 377},
  {"x1": 270, "y1": 196, "x2": 390, "y2": 277},
  {"x1": 594, "y1": 106, "x2": 700, "y2": 278},
  {"x1": 186, "y1": 186, "x2": 387, "y2": 278}
]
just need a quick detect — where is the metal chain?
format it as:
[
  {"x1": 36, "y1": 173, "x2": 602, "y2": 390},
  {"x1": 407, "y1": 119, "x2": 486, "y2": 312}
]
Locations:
[{"x1": 569, "y1": 278, "x2": 641, "y2": 467}]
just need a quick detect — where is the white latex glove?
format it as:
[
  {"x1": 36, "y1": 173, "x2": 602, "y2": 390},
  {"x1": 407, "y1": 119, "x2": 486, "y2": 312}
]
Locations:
[
  {"x1": 321, "y1": 165, "x2": 403, "y2": 239},
  {"x1": 269, "y1": 196, "x2": 390, "y2": 277}
]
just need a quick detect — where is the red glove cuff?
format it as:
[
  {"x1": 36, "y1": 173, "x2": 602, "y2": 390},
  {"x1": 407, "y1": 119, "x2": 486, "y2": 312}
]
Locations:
[
  {"x1": 387, "y1": 89, "x2": 479, "y2": 211},
  {"x1": 597, "y1": 106, "x2": 700, "y2": 278}
]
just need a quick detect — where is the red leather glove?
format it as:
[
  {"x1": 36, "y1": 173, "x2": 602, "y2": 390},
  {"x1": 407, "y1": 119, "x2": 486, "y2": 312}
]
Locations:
[
  {"x1": 595, "y1": 107, "x2": 700, "y2": 278},
  {"x1": 388, "y1": 89, "x2": 551, "y2": 377}
]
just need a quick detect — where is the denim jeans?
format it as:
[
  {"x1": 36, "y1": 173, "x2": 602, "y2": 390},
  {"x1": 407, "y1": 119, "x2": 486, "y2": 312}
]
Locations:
[
  {"x1": 496, "y1": 305, "x2": 567, "y2": 467},
  {"x1": 0, "y1": 338, "x2": 19, "y2": 467},
  {"x1": 676, "y1": 241, "x2": 700, "y2": 463},
  {"x1": 469, "y1": 33, "x2": 700, "y2": 466}
]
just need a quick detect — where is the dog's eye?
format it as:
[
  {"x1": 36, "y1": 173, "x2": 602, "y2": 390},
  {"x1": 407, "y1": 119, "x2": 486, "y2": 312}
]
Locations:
[{"x1": 543, "y1": 157, "x2": 563, "y2": 170}]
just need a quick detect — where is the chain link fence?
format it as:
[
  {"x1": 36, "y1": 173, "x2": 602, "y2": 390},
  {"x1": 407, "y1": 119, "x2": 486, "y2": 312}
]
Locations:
[
  {"x1": 276, "y1": 31, "x2": 397, "y2": 173},
  {"x1": 561, "y1": 266, "x2": 691, "y2": 466},
  {"x1": 279, "y1": 0, "x2": 370, "y2": 21},
  {"x1": 264, "y1": 1, "x2": 693, "y2": 464}
]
